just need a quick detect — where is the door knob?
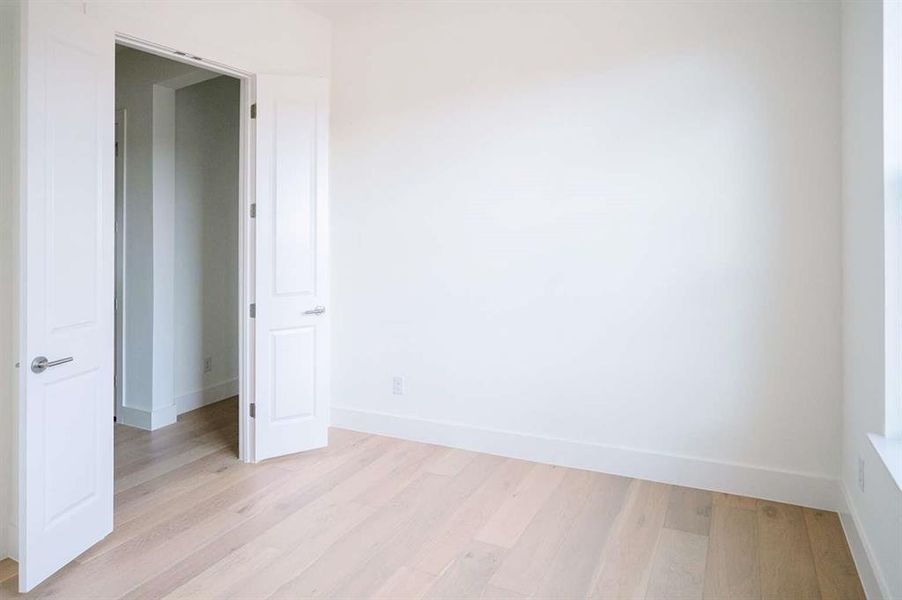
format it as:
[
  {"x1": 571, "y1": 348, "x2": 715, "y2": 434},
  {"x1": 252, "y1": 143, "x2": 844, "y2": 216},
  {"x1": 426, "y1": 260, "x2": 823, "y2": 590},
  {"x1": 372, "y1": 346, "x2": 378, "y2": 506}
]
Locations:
[
  {"x1": 303, "y1": 306, "x2": 326, "y2": 315},
  {"x1": 31, "y1": 356, "x2": 74, "y2": 374}
]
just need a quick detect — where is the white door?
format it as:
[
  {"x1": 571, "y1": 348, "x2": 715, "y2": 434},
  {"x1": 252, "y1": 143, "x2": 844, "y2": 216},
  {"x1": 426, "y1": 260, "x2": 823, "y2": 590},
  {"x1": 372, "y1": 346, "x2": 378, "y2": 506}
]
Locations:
[
  {"x1": 253, "y1": 75, "x2": 330, "y2": 461},
  {"x1": 19, "y1": 1, "x2": 114, "y2": 592}
]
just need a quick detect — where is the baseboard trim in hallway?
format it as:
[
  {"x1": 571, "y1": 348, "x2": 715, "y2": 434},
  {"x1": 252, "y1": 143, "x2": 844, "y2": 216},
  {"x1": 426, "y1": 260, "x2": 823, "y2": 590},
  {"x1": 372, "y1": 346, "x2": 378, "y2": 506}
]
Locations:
[
  {"x1": 839, "y1": 485, "x2": 892, "y2": 600},
  {"x1": 331, "y1": 406, "x2": 841, "y2": 512}
]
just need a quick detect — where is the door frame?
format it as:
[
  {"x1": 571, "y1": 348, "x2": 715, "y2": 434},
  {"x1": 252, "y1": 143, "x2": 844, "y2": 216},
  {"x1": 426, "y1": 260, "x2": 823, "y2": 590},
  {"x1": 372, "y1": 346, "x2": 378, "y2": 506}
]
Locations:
[{"x1": 113, "y1": 33, "x2": 256, "y2": 463}]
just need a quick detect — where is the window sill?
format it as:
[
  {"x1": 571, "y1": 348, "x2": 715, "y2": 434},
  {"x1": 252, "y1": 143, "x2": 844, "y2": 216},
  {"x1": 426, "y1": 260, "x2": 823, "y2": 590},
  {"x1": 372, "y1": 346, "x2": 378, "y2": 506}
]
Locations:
[{"x1": 868, "y1": 433, "x2": 902, "y2": 492}]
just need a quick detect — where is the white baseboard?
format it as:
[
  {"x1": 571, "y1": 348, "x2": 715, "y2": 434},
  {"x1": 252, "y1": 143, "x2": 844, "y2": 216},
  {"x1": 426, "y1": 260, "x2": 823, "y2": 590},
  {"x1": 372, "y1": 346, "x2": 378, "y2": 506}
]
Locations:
[
  {"x1": 838, "y1": 484, "x2": 891, "y2": 600},
  {"x1": 116, "y1": 404, "x2": 178, "y2": 431},
  {"x1": 175, "y1": 378, "x2": 238, "y2": 415},
  {"x1": 331, "y1": 406, "x2": 841, "y2": 512}
]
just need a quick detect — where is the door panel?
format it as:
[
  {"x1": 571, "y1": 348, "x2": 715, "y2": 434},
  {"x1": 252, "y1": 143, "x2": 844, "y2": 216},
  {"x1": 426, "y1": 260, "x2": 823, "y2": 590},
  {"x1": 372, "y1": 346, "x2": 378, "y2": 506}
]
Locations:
[
  {"x1": 20, "y1": 1, "x2": 114, "y2": 591},
  {"x1": 272, "y1": 327, "x2": 316, "y2": 421},
  {"x1": 254, "y1": 75, "x2": 329, "y2": 461}
]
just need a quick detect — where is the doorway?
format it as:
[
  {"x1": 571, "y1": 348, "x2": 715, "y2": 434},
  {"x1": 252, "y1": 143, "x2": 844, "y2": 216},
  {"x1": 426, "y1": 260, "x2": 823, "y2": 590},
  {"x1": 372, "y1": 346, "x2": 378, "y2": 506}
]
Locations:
[{"x1": 113, "y1": 44, "x2": 241, "y2": 460}]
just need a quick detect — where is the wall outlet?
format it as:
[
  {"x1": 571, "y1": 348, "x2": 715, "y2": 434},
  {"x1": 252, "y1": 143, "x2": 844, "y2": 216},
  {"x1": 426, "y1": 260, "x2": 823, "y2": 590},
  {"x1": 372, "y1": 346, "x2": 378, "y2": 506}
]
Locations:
[
  {"x1": 204, "y1": 357, "x2": 213, "y2": 374},
  {"x1": 392, "y1": 376, "x2": 404, "y2": 395},
  {"x1": 857, "y1": 456, "x2": 865, "y2": 492}
]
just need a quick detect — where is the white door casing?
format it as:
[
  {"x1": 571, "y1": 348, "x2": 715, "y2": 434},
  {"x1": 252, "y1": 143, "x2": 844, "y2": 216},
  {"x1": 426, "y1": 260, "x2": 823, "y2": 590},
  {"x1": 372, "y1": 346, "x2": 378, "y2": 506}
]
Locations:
[
  {"x1": 114, "y1": 108, "x2": 125, "y2": 423},
  {"x1": 19, "y1": 1, "x2": 115, "y2": 591},
  {"x1": 253, "y1": 75, "x2": 330, "y2": 461}
]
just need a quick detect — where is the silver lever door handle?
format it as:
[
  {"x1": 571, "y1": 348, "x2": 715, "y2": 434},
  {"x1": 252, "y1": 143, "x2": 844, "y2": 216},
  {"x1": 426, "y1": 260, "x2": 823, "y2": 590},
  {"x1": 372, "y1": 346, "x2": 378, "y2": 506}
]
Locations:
[
  {"x1": 31, "y1": 355, "x2": 74, "y2": 374},
  {"x1": 303, "y1": 306, "x2": 326, "y2": 315}
]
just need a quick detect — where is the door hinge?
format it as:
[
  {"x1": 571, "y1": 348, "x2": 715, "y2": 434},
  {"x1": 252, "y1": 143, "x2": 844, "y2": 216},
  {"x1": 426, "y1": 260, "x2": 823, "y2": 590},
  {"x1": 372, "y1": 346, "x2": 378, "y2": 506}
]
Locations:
[
  {"x1": 249, "y1": 303, "x2": 256, "y2": 318},
  {"x1": 249, "y1": 403, "x2": 256, "y2": 418},
  {"x1": 250, "y1": 203, "x2": 256, "y2": 218},
  {"x1": 250, "y1": 103, "x2": 257, "y2": 119}
]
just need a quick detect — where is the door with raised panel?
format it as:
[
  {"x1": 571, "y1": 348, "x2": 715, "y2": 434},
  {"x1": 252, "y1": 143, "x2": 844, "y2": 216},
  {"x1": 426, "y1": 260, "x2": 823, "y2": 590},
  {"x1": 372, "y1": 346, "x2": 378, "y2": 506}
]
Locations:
[
  {"x1": 253, "y1": 75, "x2": 330, "y2": 461},
  {"x1": 19, "y1": 1, "x2": 115, "y2": 592}
]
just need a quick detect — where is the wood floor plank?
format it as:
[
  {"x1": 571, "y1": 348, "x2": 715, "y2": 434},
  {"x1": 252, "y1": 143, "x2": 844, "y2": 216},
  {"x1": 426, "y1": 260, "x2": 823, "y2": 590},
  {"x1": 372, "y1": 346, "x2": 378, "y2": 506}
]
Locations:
[
  {"x1": 115, "y1": 422, "x2": 236, "y2": 477},
  {"x1": 480, "y1": 584, "x2": 527, "y2": 599},
  {"x1": 37, "y1": 509, "x2": 247, "y2": 599},
  {"x1": 424, "y1": 447, "x2": 479, "y2": 476},
  {"x1": 38, "y1": 461, "x2": 292, "y2": 597},
  {"x1": 804, "y1": 508, "x2": 866, "y2": 600},
  {"x1": 260, "y1": 427, "x2": 370, "y2": 472},
  {"x1": 114, "y1": 409, "x2": 235, "y2": 461},
  {"x1": 757, "y1": 501, "x2": 821, "y2": 600},
  {"x1": 664, "y1": 486, "x2": 713, "y2": 536},
  {"x1": 354, "y1": 442, "x2": 443, "y2": 507},
  {"x1": 79, "y1": 456, "x2": 261, "y2": 563},
  {"x1": 413, "y1": 458, "x2": 534, "y2": 576},
  {"x1": 121, "y1": 436, "x2": 399, "y2": 600},
  {"x1": 488, "y1": 469, "x2": 595, "y2": 596},
  {"x1": 588, "y1": 479, "x2": 670, "y2": 600},
  {"x1": 0, "y1": 574, "x2": 18, "y2": 599},
  {"x1": 712, "y1": 492, "x2": 760, "y2": 511},
  {"x1": 371, "y1": 566, "x2": 437, "y2": 599},
  {"x1": 0, "y1": 560, "x2": 17, "y2": 585},
  {"x1": 265, "y1": 473, "x2": 454, "y2": 599},
  {"x1": 161, "y1": 543, "x2": 282, "y2": 599},
  {"x1": 224, "y1": 437, "x2": 423, "y2": 519},
  {"x1": 215, "y1": 500, "x2": 379, "y2": 599},
  {"x1": 113, "y1": 449, "x2": 246, "y2": 526},
  {"x1": 645, "y1": 528, "x2": 708, "y2": 600},
  {"x1": 534, "y1": 472, "x2": 632, "y2": 599},
  {"x1": 474, "y1": 463, "x2": 567, "y2": 548},
  {"x1": 0, "y1": 400, "x2": 866, "y2": 600},
  {"x1": 324, "y1": 454, "x2": 507, "y2": 598},
  {"x1": 114, "y1": 434, "x2": 236, "y2": 493},
  {"x1": 423, "y1": 541, "x2": 505, "y2": 599},
  {"x1": 703, "y1": 504, "x2": 760, "y2": 600}
]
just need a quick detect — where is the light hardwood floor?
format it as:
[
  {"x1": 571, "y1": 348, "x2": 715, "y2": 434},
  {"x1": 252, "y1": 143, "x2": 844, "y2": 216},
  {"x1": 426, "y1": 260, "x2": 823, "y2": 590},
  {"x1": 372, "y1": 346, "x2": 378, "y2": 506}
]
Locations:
[{"x1": 0, "y1": 398, "x2": 865, "y2": 599}]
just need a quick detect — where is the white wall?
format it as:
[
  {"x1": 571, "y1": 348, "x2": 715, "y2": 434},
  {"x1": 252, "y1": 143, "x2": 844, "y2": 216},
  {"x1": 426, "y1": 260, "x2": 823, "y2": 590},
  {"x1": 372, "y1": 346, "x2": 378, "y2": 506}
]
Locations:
[
  {"x1": 841, "y1": 1, "x2": 902, "y2": 598},
  {"x1": 325, "y1": 1, "x2": 844, "y2": 509},
  {"x1": 174, "y1": 76, "x2": 241, "y2": 412},
  {"x1": 0, "y1": 0, "x2": 20, "y2": 562}
]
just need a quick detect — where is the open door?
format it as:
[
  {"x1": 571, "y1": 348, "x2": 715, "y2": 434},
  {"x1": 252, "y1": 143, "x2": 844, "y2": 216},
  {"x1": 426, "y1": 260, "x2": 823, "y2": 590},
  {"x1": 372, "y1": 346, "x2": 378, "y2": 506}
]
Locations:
[
  {"x1": 19, "y1": 1, "x2": 114, "y2": 591},
  {"x1": 253, "y1": 75, "x2": 330, "y2": 461}
]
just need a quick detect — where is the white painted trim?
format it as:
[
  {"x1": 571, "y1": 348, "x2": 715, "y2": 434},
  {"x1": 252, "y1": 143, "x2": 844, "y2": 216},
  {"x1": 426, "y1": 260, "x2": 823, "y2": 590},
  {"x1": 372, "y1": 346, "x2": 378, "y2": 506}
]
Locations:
[
  {"x1": 116, "y1": 404, "x2": 177, "y2": 431},
  {"x1": 331, "y1": 406, "x2": 842, "y2": 511},
  {"x1": 868, "y1": 433, "x2": 902, "y2": 492},
  {"x1": 175, "y1": 378, "x2": 239, "y2": 415},
  {"x1": 838, "y1": 484, "x2": 892, "y2": 600}
]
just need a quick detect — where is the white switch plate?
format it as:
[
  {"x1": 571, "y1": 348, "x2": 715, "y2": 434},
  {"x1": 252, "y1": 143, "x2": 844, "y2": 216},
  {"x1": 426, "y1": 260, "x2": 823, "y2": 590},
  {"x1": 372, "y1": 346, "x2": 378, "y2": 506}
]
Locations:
[
  {"x1": 204, "y1": 357, "x2": 213, "y2": 374},
  {"x1": 392, "y1": 376, "x2": 404, "y2": 395}
]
